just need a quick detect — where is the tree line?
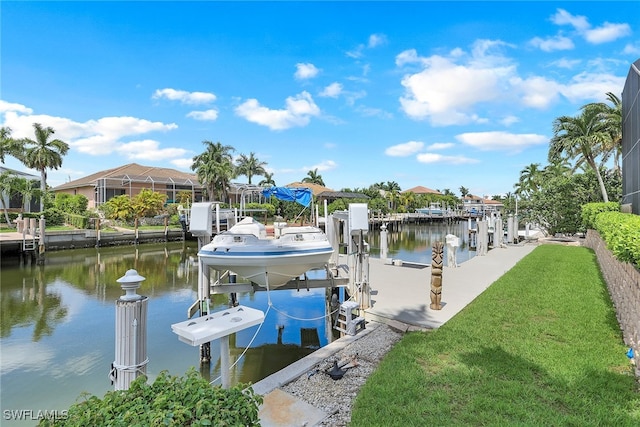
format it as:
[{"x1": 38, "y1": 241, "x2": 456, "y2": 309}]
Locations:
[{"x1": 513, "y1": 92, "x2": 623, "y2": 234}]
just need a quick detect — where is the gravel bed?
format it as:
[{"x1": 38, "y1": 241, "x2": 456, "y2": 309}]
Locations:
[{"x1": 280, "y1": 322, "x2": 404, "y2": 426}]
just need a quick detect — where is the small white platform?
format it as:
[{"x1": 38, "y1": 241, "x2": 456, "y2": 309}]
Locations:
[{"x1": 171, "y1": 305, "x2": 264, "y2": 346}]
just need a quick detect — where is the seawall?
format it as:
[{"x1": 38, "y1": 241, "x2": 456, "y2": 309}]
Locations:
[{"x1": 584, "y1": 229, "x2": 640, "y2": 376}]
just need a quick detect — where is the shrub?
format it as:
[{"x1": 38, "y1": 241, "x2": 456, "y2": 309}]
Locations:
[
  {"x1": 101, "y1": 195, "x2": 133, "y2": 221},
  {"x1": 132, "y1": 189, "x2": 166, "y2": 218},
  {"x1": 54, "y1": 193, "x2": 89, "y2": 215},
  {"x1": 42, "y1": 208, "x2": 64, "y2": 226},
  {"x1": 581, "y1": 202, "x2": 620, "y2": 230},
  {"x1": 39, "y1": 368, "x2": 262, "y2": 426},
  {"x1": 64, "y1": 213, "x2": 89, "y2": 229},
  {"x1": 594, "y1": 211, "x2": 640, "y2": 266}
]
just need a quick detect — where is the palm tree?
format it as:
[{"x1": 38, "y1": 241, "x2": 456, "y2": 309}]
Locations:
[
  {"x1": 191, "y1": 141, "x2": 236, "y2": 202},
  {"x1": 0, "y1": 171, "x2": 17, "y2": 226},
  {"x1": 385, "y1": 181, "x2": 401, "y2": 193},
  {"x1": 516, "y1": 163, "x2": 542, "y2": 198},
  {"x1": 302, "y1": 168, "x2": 325, "y2": 186},
  {"x1": 235, "y1": 152, "x2": 267, "y2": 185},
  {"x1": 459, "y1": 186, "x2": 469, "y2": 198},
  {"x1": 549, "y1": 104, "x2": 610, "y2": 203},
  {"x1": 589, "y1": 92, "x2": 622, "y2": 177},
  {"x1": 542, "y1": 157, "x2": 572, "y2": 180},
  {"x1": 13, "y1": 177, "x2": 41, "y2": 213},
  {"x1": 0, "y1": 127, "x2": 24, "y2": 163},
  {"x1": 258, "y1": 172, "x2": 276, "y2": 187},
  {"x1": 21, "y1": 123, "x2": 70, "y2": 211}
]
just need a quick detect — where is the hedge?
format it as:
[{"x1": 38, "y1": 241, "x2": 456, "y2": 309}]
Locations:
[
  {"x1": 594, "y1": 210, "x2": 640, "y2": 267},
  {"x1": 581, "y1": 202, "x2": 620, "y2": 230}
]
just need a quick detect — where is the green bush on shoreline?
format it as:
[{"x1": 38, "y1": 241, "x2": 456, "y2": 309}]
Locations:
[{"x1": 39, "y1": 368, "x2": 262, "y2": 427}]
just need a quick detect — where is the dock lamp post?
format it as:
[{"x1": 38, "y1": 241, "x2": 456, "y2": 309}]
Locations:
[{"x1": 110, "y1": 269, "x2": 149, "y2": 391}]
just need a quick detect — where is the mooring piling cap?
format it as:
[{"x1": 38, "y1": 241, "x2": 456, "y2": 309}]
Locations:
[
  {"x1": 117, "y1": 269, "x2": 145, "y2": 300},
  {"x1": 117, "y1": 269, "x2": 146, "y2": 284}
]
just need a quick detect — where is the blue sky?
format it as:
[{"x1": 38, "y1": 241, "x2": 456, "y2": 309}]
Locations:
[{"x1": 2, "y1": 1, "x2": 638, "y2": 198}]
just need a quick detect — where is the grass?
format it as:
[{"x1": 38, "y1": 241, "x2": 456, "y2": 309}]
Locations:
[{"x1": 351, "y1": 245, "x2": 640, "y2": 426}]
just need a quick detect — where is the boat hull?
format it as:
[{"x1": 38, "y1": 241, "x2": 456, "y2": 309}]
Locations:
[{"x1": 198, "y1": 225, "x2": 334, "y2": 288}]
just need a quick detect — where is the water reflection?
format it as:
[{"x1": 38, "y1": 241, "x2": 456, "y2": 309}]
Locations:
[
  {"x1": 0, "y1": 242, "x2": 334, "y2": 426},
  {"x1": 368, "y1": 220, "x2": 476, "y2": 264}
]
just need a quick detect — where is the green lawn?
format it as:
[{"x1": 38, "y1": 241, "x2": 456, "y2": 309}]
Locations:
[{"x1": 351, "y1": 245, "x2": 640, "y2": 426}]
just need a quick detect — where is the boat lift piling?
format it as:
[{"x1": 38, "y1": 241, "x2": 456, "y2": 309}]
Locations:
[{"x1": 110, "y1": 269, "x2": 148, "y2": 391}]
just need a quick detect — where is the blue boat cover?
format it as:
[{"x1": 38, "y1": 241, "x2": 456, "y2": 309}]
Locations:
[{"x1": 261, "y1": 187, "x2": 312, "y2": 207}]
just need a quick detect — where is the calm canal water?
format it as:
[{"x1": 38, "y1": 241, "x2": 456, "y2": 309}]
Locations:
[{"x1": 0, "y1": 221, "x2": 475, "y2": 425}]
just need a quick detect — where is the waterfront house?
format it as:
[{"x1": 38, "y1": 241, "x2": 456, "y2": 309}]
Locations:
[
  {"x1": 52, "y1": 163, "x2": 205, "y2": 209},
  {"x1": 0, "y1": 166, "x2": 41, "y2": 213},
  {"x1": 462, "y1": 194, "x2": 504, "y2": 215}
]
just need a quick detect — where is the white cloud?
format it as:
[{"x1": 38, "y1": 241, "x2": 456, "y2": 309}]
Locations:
[
  {"x1": 398, "y1": 49, "x2": 514, "y2": 125},
  {"x1": 560, "y1": 71, "x2": 626, "y2": 103},
  {"x1": 294, "y1": 63, "x2": 320, "y2": 80},
  {"x1": 346, "y1": 45, "x2": 364, "y2": 59},
  {"x1": 551, "y1": 58, "x2": 581, "y2": 69},
  {"x1": 234, "y1": 91, "x2": 320, "y2": 130},
  {"x1": 529, "y1": 35, "x2": 574, "y2": 52},
  {"x1": 355, "y1": 105, "x2": 392, "y2": 119},
  {"x1": 347, "y1": 33, "x2": 388, "y2": 59},
  {"x1": 584, "y1": 22, "x2": 632, "y2": 44},
  {"x1": 171, "y1": 158, "x2": 194, "y2": 170},
  {"x1": 551, "y1": 9, "x2": 631, "y2": 44},
  {"x1": 426, "y1": 142, "x2": 454, "y2": 150},
  {"x1": 551, "y1": 9, "x2": 590, "y2": 32},
  {"x1": 416, "y1": 153, "x2": 479, "y2": 165},
  {"x1": 152, "y1": 88, "x2": 216, "y2": 104},
  {"x1": 395, "y1": 49, "x2": 421, "y2": 67},
  {"x1": 0, "y1": 100, "x2": 33, "y2": 114},
  {"x1": 623, "y1": 43, "x2": 640, "y2": 56},
  {"x1": 187, "y1": 109, "x2": 219, "y2": 121},
  {"x1": 509, "y1": 76, "x2": 562, "y2": 109},
  {"x1": 500, "y1": 115, "x2": 520, "y2": 126},
  {"x1": 456, "y1": 131, "x2": 547, "y2": 152},
  {"x1": 1, "y1": 107, "x2": 179, "y2": 157},
  {"x1": 368, "y1": 33, "x2": 388, "y2": 48},
  {"x1": 117, "y1": 139, "x2": 188, "y2": 161},
  {"x1": 385, "y1": 141, "x2": 424, "y2": 157},
  {"x1": 319, "y1": 82, "x2": 343, "y2": 98},
  {"x1": 305, "y1": 160, "x2": 337, "y2": 172}
]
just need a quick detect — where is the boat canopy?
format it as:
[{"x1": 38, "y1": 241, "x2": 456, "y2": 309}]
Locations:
[{"x1": 261, "y1": 187, "x2": 312, "y2": 207}]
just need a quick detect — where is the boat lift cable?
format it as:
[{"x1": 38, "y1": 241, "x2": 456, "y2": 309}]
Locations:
[
  {"x1": 210, "y1": 271, "x2": 356, "y2": 386},
  {"x1": 209, "y1": 303, "x2": 273, "y2": 386}
]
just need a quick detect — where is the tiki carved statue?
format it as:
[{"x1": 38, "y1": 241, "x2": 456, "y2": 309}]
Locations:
[{"x1": 430, "y1": 241, "x2": 444, "y2": 310}]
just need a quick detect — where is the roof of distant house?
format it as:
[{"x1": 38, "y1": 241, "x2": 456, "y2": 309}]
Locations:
[
  {"x1": 285, "y1": 181, "x2": 333, "y2": 196},
  {"x1": 53, "y1": 163, "x2": 200, "y2": 190},
  {"x1": 402, "y1": 185, "x2": 442, "y2": 195},
  {"x1": 317, "y1": 190, "x2": 370, "y2": 200},
  {"x1": 0, "y1": 166, "x2": 40, "y2": 180},
  {"x1": 463, "y1": 194, "x2": 503, "y2": 205}
]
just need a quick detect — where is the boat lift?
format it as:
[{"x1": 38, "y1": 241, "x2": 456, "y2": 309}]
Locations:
[{"x1": 172, "y1": 201, "x2": 371, "y2": 388}]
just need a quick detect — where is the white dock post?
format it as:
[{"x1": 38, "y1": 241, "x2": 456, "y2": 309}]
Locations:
[
  {"x1": 37, "y1": 216, "x2": 46, "y2": 264},
  {"x1": 380, "y1": 223, "x2": 388, "y2": 261},
  {"x1": 111, "y1": 269, "x2": 148, "y2": 391},
  {"x1": 507, "y1": 214, "x2": 514, "y2": 244}
]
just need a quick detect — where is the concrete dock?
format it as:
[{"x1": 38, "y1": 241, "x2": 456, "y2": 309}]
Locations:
[{"x1": 256, "y1": 242, "x2": 538, "y2": 425}]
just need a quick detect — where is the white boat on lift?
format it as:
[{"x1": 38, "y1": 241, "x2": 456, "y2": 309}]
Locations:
[{"x1": 198, "y1": 217, "x2": 334, "y2": 289}]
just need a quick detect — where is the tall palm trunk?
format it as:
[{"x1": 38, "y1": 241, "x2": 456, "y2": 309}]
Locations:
[{"x1": 586, "y1": 156, "x2": 609, "y2": 203}]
